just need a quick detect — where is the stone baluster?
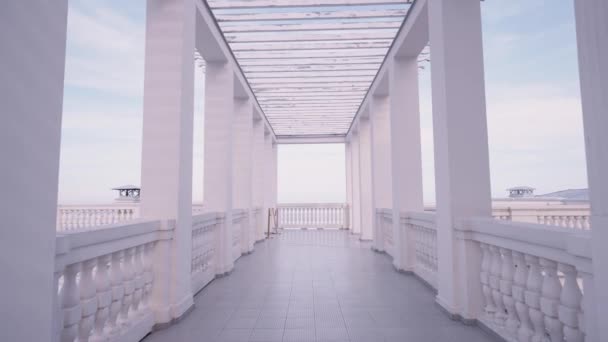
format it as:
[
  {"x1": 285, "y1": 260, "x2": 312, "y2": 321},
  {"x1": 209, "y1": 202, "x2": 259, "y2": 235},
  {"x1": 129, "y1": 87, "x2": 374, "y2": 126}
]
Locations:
[
  {"x1": 489, "y1": 246, "x2": 506, "y2": 326},
  {"x1": 107, "y1": 251, "x2": 124, "y2": 336},
  {"x1": 499, "y1": 248, "x2": 519, "y2": 336},
  {"x1": 90, "y1": 254, "x2": 111, "y2": 342},
  {"x1": 479, "y1": 243, "x2": 495, "y2": 318},
  {"x1": 142, "y1": 242, "x2": 154, "y2": 310},
  {"x1": 558, "y1": 264, "x2": 583, "y2": 342},
  {"x1": 78, "y1": 259, "x2": 98, "y2": 342},
  {"x1": 132, "y1": 245, "x2": 145, "y2": 316},
  {"x1": 61, "y1": 263, "x2": 81, "y2": 342},
  {"x1": 119, "y1": 248, "x2": 135, "y2": 326},
  {"x1": 540, "y1": 258, "x2": 563, "y2": 342},
  {"x1": 53, "y1": 269, "x2": 64, "y2": 341},
  {"x1": 524, "y1": 255, "x2": 545, "y2": 342},
  {"x1": 512, "y1": 251, "x2": 533, "y2": 342}
]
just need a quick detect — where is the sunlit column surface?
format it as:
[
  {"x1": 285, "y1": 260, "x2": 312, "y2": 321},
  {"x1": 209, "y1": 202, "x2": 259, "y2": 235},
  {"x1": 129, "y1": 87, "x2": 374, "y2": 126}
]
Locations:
[
  {"x1": 370, "y1": 95, "x2": 393, "y2": 252},
  {"x1": 351, "y1": 131, "x2": 363, "y2": 235},
  {"x1": 204, "y1": 61, "x2": 235, "y2": 275},
  {"x1": 389, "y1": 56, "x2": 424, "y2": 271},
  {"x1": 358, "y1": 117, "x2": 375, "y2": 241},
  {"x1": 574, "y1": 0, "x2": 608, "y2": 340},
  {"x1": 233, "y1": 98, "x2": 254, "y2": 253},
  {"x1": 252, "y1": 118, "x2": 265, "y2": 241},
  {"x1": 0, "y1": 2, "x2": 69, "y2": 340},
  {"x1": 140, "y1": 0, "x2": 197, "y2": 322},
  {"x1": 429, "y1": 0, "x2": 491, "y2": 320}
]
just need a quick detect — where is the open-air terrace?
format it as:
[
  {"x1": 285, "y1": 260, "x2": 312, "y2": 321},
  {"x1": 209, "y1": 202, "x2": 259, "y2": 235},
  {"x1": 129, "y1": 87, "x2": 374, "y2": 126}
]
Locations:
[{"x1": 1, "y1": 0, "x2": 607, "y2": 342}]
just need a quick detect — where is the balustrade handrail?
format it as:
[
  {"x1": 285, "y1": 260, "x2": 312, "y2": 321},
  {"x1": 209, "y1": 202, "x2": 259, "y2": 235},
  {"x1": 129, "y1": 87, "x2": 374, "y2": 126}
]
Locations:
[
  {"x1": 401, "y1": 211, "x2": 437, "y2": 229},
  {"x1": 462, "y1": 217, "x2": 592, "y2": 270}
]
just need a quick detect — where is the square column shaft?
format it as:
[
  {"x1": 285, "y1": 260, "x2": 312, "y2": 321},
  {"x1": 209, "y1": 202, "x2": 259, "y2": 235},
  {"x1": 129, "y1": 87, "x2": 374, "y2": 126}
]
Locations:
[
  {"x1": 233, "y1": 98, "x2": 254, "y2": 253},
  {"x1": 390, "y1": 57, "x2": 424, "y2": 271},
  {"x1": 351, "y1": 133, "x2": 363, "y2": 235},
  {"x1": 429, "y1": 0, "x2": 491, "y2": 319},
  {"x1": 0, "y1": 2, "x2": 68, "y2": 340},
  {"x1": 358, "y1": 118, "x2": 375, "y2": 241},
  {"x1": 574, "y1": 0, "x2": 608, "y2": 340},
  {"x1": 370, "y1": 95, "x2": 393, "y2": 252},
  {"x1": 140, "y1": 0, "x2": 196, "y2": 323},
  {"x1": 263, "y1": 132, "x2": 273, "y2": 236},
  {"x1": 204, "y1": 61, "x2": 235, "y2": 274},
  {"x1": 252, "y1": 118, "x2": 265, "y2": 241},
  {"x1": 345, "y1": 142, "x2": 353, "y2": 230}
]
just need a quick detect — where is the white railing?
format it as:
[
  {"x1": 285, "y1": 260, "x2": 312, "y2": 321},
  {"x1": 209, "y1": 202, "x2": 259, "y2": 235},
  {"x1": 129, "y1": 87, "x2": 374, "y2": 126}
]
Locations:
[
  {"x1": 376, "y1": 208, "x2": 394, "y2": 256},
  {"x1": 277, "y1": 203, "x2": 349, "y2": 229},
  {"x1": 232, "y1": 209, "x2": 247, "y2": 261},
  {"x1": 54, "y1": 219, "x2": 165, "y2": 342},
  {"x1": 56, "y1": 204, "x2": 139, "y2": 232},
  {"x1": 57, "y1": 203, "x2": 206, "y2": 231},
  {"x1": 403, "y1": 211, "x2": 438, "y2": 289},
  {"x1": 492, "y1": 206, "x2": 591, "y2": 230},
  {"x1": 191, "y1": 212, "x2": 221, "y2": 294},
  {"x1": 467, "y1": 218, "x2": 593, "y2": 342}
]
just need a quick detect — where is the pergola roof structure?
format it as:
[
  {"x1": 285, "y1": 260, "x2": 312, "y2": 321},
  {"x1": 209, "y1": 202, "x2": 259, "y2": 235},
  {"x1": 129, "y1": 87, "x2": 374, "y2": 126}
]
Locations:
[{"x1": 208, "y1": 0, "x2": 414, "y2": 138}]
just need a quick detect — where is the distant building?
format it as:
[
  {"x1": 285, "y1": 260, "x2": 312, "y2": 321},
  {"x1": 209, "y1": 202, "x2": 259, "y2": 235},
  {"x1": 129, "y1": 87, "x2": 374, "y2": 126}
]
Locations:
[
  {"x1": 507, "y1": 186, "x2": 535, "y2": 198},
  {"x1": 112, "y1": 185, "x2": 140, "y2": 202},
  {"x1": 538, "y1": 188, "x2": 589, "y2": 201}
]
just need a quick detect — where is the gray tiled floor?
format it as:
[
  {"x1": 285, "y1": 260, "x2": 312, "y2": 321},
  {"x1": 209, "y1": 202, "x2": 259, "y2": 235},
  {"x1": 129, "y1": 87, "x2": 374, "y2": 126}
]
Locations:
[{"x1": 144, "y1": 230, "x2": 497, "y2": 342}]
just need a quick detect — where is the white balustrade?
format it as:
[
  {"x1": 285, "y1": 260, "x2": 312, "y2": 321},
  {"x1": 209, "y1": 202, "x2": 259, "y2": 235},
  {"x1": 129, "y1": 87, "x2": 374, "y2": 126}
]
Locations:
[
  {"x1": 402, "y1": 212, "x2": 438, "y2": 289},
  {"x1": 54, "y1": 220, "x2": 163, "y2": 342},
  {"x1": 468, "y1": 218, "x2": 592, "y2": 342},
  {"x1": 277, "y1": 203, "x2": 349, "y2": 229},
  {"x1": 191, "y1": 213, "x2": 221, "y2": 294},
  {"x1": 375, "y1": 209, "x2": 394, "y2": 255},
  {"x1": 490, "y1": 206, "x2": 591, "y2": 230},
  {"x1": 232, "y1": 209, "x2": 247, "y2": 261}
]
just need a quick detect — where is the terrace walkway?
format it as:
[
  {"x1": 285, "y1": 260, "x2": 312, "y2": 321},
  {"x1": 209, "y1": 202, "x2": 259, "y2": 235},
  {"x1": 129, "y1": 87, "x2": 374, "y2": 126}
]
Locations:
[{"x1": 144, "y1": 230, "x2": 497, "y2": 342}]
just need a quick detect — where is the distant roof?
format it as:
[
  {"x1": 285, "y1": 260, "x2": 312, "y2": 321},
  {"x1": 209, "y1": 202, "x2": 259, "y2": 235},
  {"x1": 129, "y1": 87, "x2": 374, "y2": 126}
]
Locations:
[
  {"x1": 539, "y1": 189, "x2": 589, "y2": 201},
  {"x1": 112, "y1": 185, "x2": 140, "y2": 190},
  {"x1": 507, "y1": 186, "x2": 535, "y2": 191}
]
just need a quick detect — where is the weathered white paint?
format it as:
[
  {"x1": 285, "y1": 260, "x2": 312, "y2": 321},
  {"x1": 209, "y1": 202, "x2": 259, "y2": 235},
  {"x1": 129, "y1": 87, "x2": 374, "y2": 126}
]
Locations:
[
  {"x1": 0, "y1": 2, "x2": 69, "y2": 340},
  {"x1": 203, "y1": 61, "x2": 235, "y2": 275},
  {"x1": 429, "y1": 0, "x2": 491, "y2": 320},
  {"x1": 389, "y1": 56, "x2": 424, "y2": 272},
  {"x1": 574, "y1": 0, "x2": 608, "y2": 340}
]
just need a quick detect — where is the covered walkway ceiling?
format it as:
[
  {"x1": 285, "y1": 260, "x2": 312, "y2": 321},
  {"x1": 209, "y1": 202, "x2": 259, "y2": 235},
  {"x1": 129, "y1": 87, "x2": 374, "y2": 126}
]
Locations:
[{"x1": 208, "y1": 0, "x2": 414, "y2": 137}]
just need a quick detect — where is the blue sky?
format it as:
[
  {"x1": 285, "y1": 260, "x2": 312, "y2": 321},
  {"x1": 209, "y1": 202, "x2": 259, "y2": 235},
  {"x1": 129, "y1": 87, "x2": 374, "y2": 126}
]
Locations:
[{"x1": 58, "y1": 0, "x2": 587, "y2": 204}]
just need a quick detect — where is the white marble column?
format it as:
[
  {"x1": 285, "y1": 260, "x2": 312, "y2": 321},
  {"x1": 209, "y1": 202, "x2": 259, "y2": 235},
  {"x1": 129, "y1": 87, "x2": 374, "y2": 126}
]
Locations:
[
  {"x1": 574, "y1": 1, "x2": 607, "y2": 340},
  {"x1": 271, "y1": 142, "x2": 278, "y2": 215},
  {"x1": 203, "y1": 61, "x2": 235, "y2": 275},
  {"x1": 233, "y1": 98, "x2": 254, "y2": 253},
  {"x1": 140, "y1": 0, "x2": 196, "y2": 323},
  {"x1": 429, "y1": 0, "x2": 491, "y2": 320},
  {"x1": 351, "y1": 132, "x2": 362, "y2": 235},
  {"x1": 251, "y1": 118, "x2": 265, "y2": 241},
  {"x1": 370, "y1": 95, "x2": 393, "y2": 252},
  {"x1": 389, "y1": 57, "x2": 424, "y2": 271},
  {"x1": 345, "y1": 141, "x2": 354, "y2": 230},
  {"x1": 263, "y1": 131, "x2": 273, "y2": 237},
  {"x1": 0, "y1": 2, "x2": 68, "y2": 340},
  {"x1": 358, "y1": 117, "x2": 375, "y2": 241}
]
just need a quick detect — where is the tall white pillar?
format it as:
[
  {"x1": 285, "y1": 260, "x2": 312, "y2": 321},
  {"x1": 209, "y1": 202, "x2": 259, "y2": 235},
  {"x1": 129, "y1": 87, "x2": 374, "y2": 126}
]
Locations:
[
  {"x1": 574, "y1": 1, "x2": 607, "y2": 340},
  {"x1": 271, "y1": 142, "x2": 278, "y2": 213},
  {"x1": 251, "y1": 118, "x2": 265, "y2": 241},
  {"x1": 390, "y1": 57, "x2": 424, "y2": 271},
  {"x1": 0, "y1": 2, "x2": 68, "y2": 340},
  {"x1": 358, "y1": 118, "x2": 375, "y2": 241},
  {"x1": 263, "y1": 131, "x2": 273, "y2": 237},
  {"x1": 233, "y1": 98, "x2": 254, "y2": 253},
  {"x1": 351, "y1": 132, "x2": 362, "y2": 235},
  {"x1": 203, "y1": 61, "x2": 235, "y2": 275},
  {"x1": 429, "y1": 0, "x2": 491, "y2": 320},
  {"x1": 140, "y1": 0, "x2": 196, "y2": 323},
  {"x1": 370, "y1": 95, "x2": 393, "y2": 252},
  {"x1": 345, "y1": 141, "x2": 354, "y2": 230}
]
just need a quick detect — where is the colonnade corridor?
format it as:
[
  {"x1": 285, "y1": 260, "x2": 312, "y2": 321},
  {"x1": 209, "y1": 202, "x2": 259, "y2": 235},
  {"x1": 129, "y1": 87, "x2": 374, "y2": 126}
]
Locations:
[{"x1": 144, "y1": 230, "x2": 495, "y2": 342}]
